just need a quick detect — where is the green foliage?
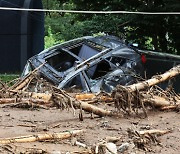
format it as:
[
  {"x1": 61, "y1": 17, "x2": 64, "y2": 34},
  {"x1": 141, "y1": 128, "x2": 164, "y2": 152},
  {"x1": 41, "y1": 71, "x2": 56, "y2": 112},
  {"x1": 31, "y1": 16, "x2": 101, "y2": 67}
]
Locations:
[
  {"x1": 44, "y1": 26, "x2": 58, "y2": 49},
  {"x1": 42, "y1": 0, "x2": 180, "y2": 54},
  {"x1": 0, "y1": 74, "x2": 19, "y2": 83}
]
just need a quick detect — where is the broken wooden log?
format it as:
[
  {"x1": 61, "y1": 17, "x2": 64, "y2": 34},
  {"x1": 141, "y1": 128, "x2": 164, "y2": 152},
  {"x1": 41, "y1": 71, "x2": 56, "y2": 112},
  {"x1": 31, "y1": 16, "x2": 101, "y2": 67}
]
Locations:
[
  {"x1": 53, "y1": 87, "x2": 120, "y2": 117},
  {"x1": 1, "y1": 88, "x2": 118, "y2": 117},
  {"x1": 112, "y1": 65, "x2": 180, "y2": 115},
  {"x1": 0, "y1": 130, "x2": 84, "y2": 144},
  {"x1": 9, "y1": 73, "x2": 35, "y2": 91},
  {"x1": 0, "y1": 98, "x2": 50, "y2": 105},
  {"x1": 75, "y1": 93, "x2": 113, "y2": 102},
  {"x1": 9, "y1": 63, "x2": 45, "y2": 91},
  {"x1": 73, "y1": 100, "x2": 118, "y2": 117},
  {"x1": 143, "y1": 95, "x2": 180, "y2": 106},
  {"x1": 138, "y1": 129, "x2": 171, "y2": 135},
  {"x1": 160, "y1": 105, "x2": 179, "y2": 110},
  {"x1": 126, "y1": 64, "x2": 180, "y2": 92},
  {"x1": 76, "y1": 93, "x2": 96, "y2": 101},
  {"x1": 9, "y1": 90, "x2": 52, "y2": 101}
]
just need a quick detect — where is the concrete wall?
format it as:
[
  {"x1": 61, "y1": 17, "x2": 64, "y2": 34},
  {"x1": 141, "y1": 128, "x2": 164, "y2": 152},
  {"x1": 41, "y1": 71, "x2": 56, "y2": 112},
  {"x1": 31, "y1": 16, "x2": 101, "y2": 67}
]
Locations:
[{"x1": 0, "y1": 0, "x2": 44, "y2": 72}]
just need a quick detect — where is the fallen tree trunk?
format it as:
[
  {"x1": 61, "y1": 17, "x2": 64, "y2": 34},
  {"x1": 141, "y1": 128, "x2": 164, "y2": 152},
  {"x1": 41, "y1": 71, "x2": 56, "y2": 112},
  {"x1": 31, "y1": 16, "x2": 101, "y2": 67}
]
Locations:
[
  {"x1": 0, "y1": 98, "x2": 50, "y2": 105},
  {"x1": 126, "y1": 64, "x2": 180, "y2": 92},
  {"x1": 0, "y1": 130, "x2": 84, "y2": 144},
  {"x1": 73, "y1": 100, "x2": 117, "y2": 117},
  {"x1": 1, "y1": 90, "x2": 118, "y2": 117}
]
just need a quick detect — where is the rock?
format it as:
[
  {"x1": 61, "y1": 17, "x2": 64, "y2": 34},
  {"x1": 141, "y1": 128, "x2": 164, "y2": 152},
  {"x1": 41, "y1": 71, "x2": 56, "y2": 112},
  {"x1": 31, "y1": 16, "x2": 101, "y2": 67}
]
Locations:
[{"x1": 118, "y1": 142, "x2": 130, "y2": 153}]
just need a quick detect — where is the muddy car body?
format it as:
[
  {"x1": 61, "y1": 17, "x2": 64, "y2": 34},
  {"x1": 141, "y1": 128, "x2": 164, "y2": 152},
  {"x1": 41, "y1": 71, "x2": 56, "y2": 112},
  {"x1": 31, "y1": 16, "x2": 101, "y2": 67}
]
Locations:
[
  {"x1": 23, "y1": 35, "x2": 180, "y2": 93},
  {"x1": 23, "y1": 36, "x2": 144, "y2": 92}
]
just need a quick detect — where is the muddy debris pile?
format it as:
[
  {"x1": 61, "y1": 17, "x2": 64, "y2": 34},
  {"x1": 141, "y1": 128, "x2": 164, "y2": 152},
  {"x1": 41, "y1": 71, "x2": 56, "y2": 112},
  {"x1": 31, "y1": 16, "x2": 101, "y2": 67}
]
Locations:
[
  {"x1": 1, "y1": 64, "x2": 179, "y2": 116},
  {"x1": 0, "y1": 65, "x2": 179, "y2": 153}
]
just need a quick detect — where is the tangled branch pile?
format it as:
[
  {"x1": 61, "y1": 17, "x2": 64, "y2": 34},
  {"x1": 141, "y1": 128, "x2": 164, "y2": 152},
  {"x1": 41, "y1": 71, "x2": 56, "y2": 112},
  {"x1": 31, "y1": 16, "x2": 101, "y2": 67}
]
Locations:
[
  {"x1": 0, "y1": 65, "x2": 180, "y2": 118},
  {"x1": 113, "y1": 65, "x2": 180, "y2": 117},
  {"x1": 0, "y1": 65, "x2": 180, "y2": 153}
]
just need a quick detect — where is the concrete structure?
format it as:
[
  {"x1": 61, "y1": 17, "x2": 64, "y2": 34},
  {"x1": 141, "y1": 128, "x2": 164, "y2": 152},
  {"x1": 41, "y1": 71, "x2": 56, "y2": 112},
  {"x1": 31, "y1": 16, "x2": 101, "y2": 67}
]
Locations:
[{"x1": 0, "y1": 0, "x2": 44, "y2": 72}]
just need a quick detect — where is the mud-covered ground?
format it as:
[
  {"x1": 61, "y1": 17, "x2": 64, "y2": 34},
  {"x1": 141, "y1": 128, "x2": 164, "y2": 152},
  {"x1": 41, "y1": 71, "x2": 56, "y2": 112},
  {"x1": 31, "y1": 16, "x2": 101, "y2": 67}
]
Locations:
[{"x1": 0, "y1": 105, "x2": 179, "y2": 154}]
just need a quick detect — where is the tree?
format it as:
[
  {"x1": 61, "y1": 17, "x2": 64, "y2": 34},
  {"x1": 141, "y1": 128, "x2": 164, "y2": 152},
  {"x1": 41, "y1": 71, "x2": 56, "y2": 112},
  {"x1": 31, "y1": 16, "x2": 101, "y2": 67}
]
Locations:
[{"x1": 42, "y1": 0, "x2": 180, "y2": 54}]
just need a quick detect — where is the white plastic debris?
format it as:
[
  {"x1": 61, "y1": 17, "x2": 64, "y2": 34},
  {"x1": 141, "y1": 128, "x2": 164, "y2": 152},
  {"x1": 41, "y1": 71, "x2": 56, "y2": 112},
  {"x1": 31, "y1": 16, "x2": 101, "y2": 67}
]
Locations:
[{"x1": 105, "y1": 142, "x2": 117, "y2": 154}]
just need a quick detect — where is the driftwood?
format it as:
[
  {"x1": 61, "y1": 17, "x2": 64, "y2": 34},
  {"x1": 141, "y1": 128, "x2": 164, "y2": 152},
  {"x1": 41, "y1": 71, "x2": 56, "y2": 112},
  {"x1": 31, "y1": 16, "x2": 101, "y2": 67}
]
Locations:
[
  {"x1": 113, "y1": 65, "x2": 180, "y2": 116},
  {"x1": 143, "y1": 96, "x2": 180, "y2": 107},
  {"x1": 1, "y1": 87, "x2": 118, "y2": 117},
  {"x1": 138, "y1": 129, "x2": 171, "y2": 135},
  {"x1": 76, "y1": 93, "x2": 113, "y2": 102},
  {"x1": 0, "y1": 98, "x2": 50, "y2": 105},
  {"x1": 76, "y1": 93, "x2": 96, "y2": 101},
  {"x1": 0, "y1": 144, "x2": 48, "y2": 154},
  {"x1": 160, "y1": 105, "x2": 179, "y2": 110},
  {"x1": 9, "y1": 63, "x2": 45, "y2": 91},
  {"x1": 73, "y1": 100, "x2": 117, "y2": 117},
  {"x1": 126, "y1": 64, "x2": 180, "y2": 92},
  {"x1": 127, "y1": 128, "x2": 171, "y2": 151},
  {"x1": 53, "y1": 87, "x2": 120, "y2": 117},
  {"x1": 10, "y1": 73, "x2": 35, "y2": 91},
  {"x1": 0, "y1": 129, "x2": 84, "y2": 144},
  {"x1": 2, "y1": 65, "x2": 179, "y2": 117},
  {"x1": 9, "y1": 90, "x2": 52, "y2": 101}
]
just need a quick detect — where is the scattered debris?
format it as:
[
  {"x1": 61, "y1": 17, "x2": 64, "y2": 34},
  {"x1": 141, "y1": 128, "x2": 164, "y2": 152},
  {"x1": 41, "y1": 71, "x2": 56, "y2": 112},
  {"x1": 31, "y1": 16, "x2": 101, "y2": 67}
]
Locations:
[
  {"x1": 94, "y1": 142, "x2": 117, "y2": 154},
  {"x1": 0, "y1": 130, "x2": 84, "y2": 144},
  {"x1": 0, "y1": 59, "x2": 180, "y2": 153},
  {"x1": 0, "y1": 144, "x2": 48, "y2": 154},
  {"x1": 112, "y1": 64, "x2": 180, "y2": 116},
  {"x1": 127, "y1": 128, "x2": 171, "y2": 151},
  {"x1": 118, "y1": 142, "x2": 130, "y2": 153}
]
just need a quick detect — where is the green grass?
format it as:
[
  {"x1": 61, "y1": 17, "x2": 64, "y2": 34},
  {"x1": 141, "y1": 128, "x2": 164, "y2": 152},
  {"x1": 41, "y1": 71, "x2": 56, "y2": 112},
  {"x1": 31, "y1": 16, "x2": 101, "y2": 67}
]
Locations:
[{"x1": 0, "y1": 74, "x2": 20, "y2": 83}]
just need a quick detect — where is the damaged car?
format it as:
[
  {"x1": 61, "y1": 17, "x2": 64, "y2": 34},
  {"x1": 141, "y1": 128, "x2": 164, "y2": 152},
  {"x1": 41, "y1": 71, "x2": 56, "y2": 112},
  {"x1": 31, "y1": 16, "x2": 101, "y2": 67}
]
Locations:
[
  {"x1": 23, "y1": 35, "x2": 144, "y2": 92},
  {"x1": 23, "y1": 35, "x2": 180, "y2": 93}
]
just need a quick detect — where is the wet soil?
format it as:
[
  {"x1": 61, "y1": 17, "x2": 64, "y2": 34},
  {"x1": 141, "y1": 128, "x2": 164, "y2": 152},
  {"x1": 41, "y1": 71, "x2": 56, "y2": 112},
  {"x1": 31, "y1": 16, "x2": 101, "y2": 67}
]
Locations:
[{"x1": 0, "y1": 106, "x2": 179, "y2": 153}]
